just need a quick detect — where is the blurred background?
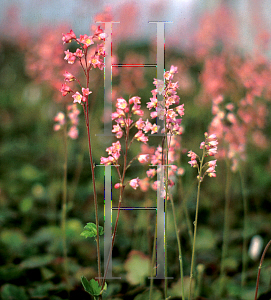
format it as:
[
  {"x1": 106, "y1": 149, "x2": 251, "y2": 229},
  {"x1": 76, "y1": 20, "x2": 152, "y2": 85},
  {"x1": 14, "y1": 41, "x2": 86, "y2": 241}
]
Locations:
[
  {"x1": 2, "y1": 0, "x2": 271, "y2": 52},
  {"x1": 1, "y1": 0, "x2": 271, "y2": 299}
]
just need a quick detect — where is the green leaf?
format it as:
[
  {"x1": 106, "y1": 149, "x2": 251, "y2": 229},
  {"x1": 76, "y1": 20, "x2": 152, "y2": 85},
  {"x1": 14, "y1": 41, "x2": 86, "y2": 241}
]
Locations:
[
  {"x1": 29, "y1": 282, "x2": 54, "y2": 298},
  {"x1": 20, "y1": 254, "x2": 55, "y2": 269},
  {"x1": 80, "y1": 223, "x2": 104, "y2": 239},
  {"x1": 1, "y1": 284, "x2": 28, "y2": 300},
  {"x1": 0, "y1": 264, "x2": 23, "y2": 281},
  {"x1": 0, "y1": 229, "x2": 26, "y2": 255},
  {"x1": 81, "y1": 276, "x2": 102, "y2": 297}
]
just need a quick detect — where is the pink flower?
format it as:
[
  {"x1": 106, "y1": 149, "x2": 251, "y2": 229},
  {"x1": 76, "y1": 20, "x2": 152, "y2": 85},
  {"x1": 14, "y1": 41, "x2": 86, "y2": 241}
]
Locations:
[
  {"x1": 96, "y1": 44, "x2": 106, "y2": 57},
  {"x1": 79, "y1": 34, "x2": 94, "y2": 47},
  {"x1": 132, "y1": 103, "x2": 144, "y2": 116},
  {"x1": 112, "y1": 124, "x2": 123, "y2": 138},
  {"x1": 150, "y1": 124, "x2": 159, "y2": 134},
  {"x1": 177, "y1": 167, "x2": 185, "y2": 175},
  {"x1": 104, "y1": 141, "x2": 121, "y2": 163},
  {"x1": 135, "y1": 130, "x2": 148, "y2": 143},
  {"x1": 82, "y1": 88, "x2": 92, "y2": 102},
  {"x1": 112, "y1": 124, "x2": 121, "y2": 132},
  {"x1": 89, "y1": 55, "x2": 104, "y2": 70},
  {"x1": 64, "y1": 50, "x2": 76, "y2": 64},
  {"x1": 68, "y1": 126, "x2": 78, "y2": 139},
  {"x1": 188, "y1": 159, "x2": 198, "y2": 168},
  {"x1": 176, "y1": 104, "x2": 185, "y2": 116},
  {"x1": 151, "y1": 181, "x2": 158, "y2": 191},
  {"x1": 114, "y1": 183, "x2": 122, "y2": 189},
  {"x1": 138, "y1": 177, "x2": 150, "y2": 192},
  {"x1": 138, "y1": 154, "x2": 149, "y2": 163},
  {"x1": 207, "y1": 169, "x2": 216, "y2": 177},
  {"x1": 67, "y1": 104, "x2": 80, "y2": 126},
  {"x1": 100, "y1": 156, "x2": 114, "y2": 165},
  {"x1": 93, "y1": 26, "x2": 107, "y2": 40},
  {"x1": 54, "y1": 124, "x2": 61, "y2": 131},
  {"x1": 208, "y1": 160, "x2": 217, "y2": 167},
  {"x1": 207, "y1": 147, "x2": 218, "y2": 156},
  {"x1": 170, "y1": 65, "x2": 178, "y2": 74},
  {"x1": 98, "y1": 32, "x2": 107, "y2": 40},
  {"x1": 62, "y1": 29, "x2": 76, "y2": 44},
  {"x1": 147, "y1": 97, "x2": 157, "y2": 109},
  {"x1": 146, "y1": 168, "x2": 156, "y2": 178},
  {"x1": 75, "y1": 48, "x2": 84, "y2": 58},
  {"x1": 129, "y1": 178, "x2": 140, "y2": 190},
  {"x1": 150, "y1": 111, "x2": 157, "y2": 119},
  {"x1": 54, "y1": 112, "x2": 65, "y2": 125},
  {"x1": 82, "y1": 88, "x2": 92, "y2": 96},
  {"x1": 60, "y1": 83, "x2": 72, "y2": 96},
  {"x1": 200, "y1": 133, "x2": 219, "y2": 156},
  {"x1": 63, "y1": 71, "x2": 75, "y2": 82},
  {"x1": 154, "y1": 79, "x2": 165, "y2": 95},
  {"x1": 207, "y1": 133, "x2": 217, "y2": 139},
  {"x1": 116, "y1": 98, "x2": 127, "y2": 110},
  {"x1": 143, "y1": 120, "x2": 152, "y2": 133},
  {"x1": 72, "y1": 92, "x2": 83, "y2": 104},
  {"x1": 129, "y1": 96, "x2": 141, "y2": 104},
  {"x1": 135, "y1": 118, "x2": 145, "y2": 130},
  {"x1": 188, "y1": 150, "x2": 197, "y2": 160},
  {"x1": 164, "y1": 65, "x2": 178, "y2": 80}
]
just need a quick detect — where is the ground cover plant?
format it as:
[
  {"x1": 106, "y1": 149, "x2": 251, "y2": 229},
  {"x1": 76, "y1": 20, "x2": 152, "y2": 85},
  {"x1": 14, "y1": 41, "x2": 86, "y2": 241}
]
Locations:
[{"x1": 1, "y1": 4, "x2": 271, "y2": 300}]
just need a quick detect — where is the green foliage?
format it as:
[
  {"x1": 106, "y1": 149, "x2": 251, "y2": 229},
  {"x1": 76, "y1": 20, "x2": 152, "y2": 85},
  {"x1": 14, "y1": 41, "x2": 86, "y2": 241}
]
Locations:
[
  {"x1": 1, "y1": 284, "x2": 28, "y2": 300},
  {"x1": 81, "y1": 276, "x2": 107, "y2": 298},
  {"x1": 1, "y1": 35, "x2": 271, "y2": 300},
  {"x1": 20, "y1": 254, "x2": 55, "y2": 269},
  {"x1": 0, "y1": 229, "x2": 27, "y2": 256},
  {"x1": 80, "y1": 222, "x2": 104, "y2": 239}
]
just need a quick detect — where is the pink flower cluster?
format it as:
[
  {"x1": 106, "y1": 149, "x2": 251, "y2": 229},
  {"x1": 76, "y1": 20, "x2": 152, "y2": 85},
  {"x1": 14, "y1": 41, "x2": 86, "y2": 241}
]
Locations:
[
  {"x1": 145, "y1": 135, "x2": 183, "y2": 193},
  {"x1": 114, "y1": 178, "x2": 140, "y2": 190},
  {"x1": 100, "y1": 96, "x2": 154, "y2": 190},
  {"x1": 62, "y1": 28, "x2": 106, "y2": 69},
  {"x1": 60, "y1": 27, "x2": 106, "y2": 103},
  {"x1": 100, "y1": 66, "x2": 184, "y2": 192},
  {"x1": 53, "y1": 104, "x2": 80, "y2": 139},
  {"x1": 200, "y1": 133, "x2": 218, "y2": 156},
  {"x1": 209, "y1": 91, "x2": 267, "y2": 171},
  {"x1": 110, "y1": 96, "x2": 155, "y2": 142},
  {"x1": 135, "y1": 66, "x2": 185, "y2": 194},
  {"x1": 147, "y1": 65, "x2": 184, "y2": 135},
  {"x1": 100, "y1": 141, "x2": 121, "y2": 165},
  {"x1": 188, "y1": 133, "x2": 218, "y2": 180}
]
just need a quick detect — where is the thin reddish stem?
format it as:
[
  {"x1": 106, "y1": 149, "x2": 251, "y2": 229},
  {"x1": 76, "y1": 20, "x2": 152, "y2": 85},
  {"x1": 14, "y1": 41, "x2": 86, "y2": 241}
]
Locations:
[
  {"x1": 84, "y1": 68, "x2": 102, "y2": 284},
  {"x1": 101, "y1": 114, "x2": 130, "y2": 290},
  {"x1": 254, "y1": 239, "x2": 271, "y2": 300}
]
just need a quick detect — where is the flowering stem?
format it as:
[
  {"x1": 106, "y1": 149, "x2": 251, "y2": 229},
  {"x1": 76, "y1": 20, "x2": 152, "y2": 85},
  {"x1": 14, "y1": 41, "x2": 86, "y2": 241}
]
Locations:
[
  {"x1": 169, "y1": 194, "x2": 185, "y2": 300},
  {"x1": 179, "y1": 177, "x2": 196, "y2": 249},
  {"x1": 254, "y1": 239, "x2": 271, "y2": 300},
  {"x1": 61, "y1": 113, "x2": 70, "y2": 292},
  {"x1": 219, "y1": 160, "x2": 232, "y2": 297},
  {"x1": 101, "y1": 121, "x2": 130, "y2": 291},
  {"x1": 84, "y1": 95, "x2": 102, "y2": 285},
  {"x1": 149, "y1": 220, "x2": 157, "y2": 300},
  {"x1": 240, "y1": 167, "x2": 248, "y2": 290},
  {"x1": 164, "y1": 134, "x2": 169, "y2": 299},
  {"x1": 188, "y1": 149, "x2": 205, "y2": 300}
]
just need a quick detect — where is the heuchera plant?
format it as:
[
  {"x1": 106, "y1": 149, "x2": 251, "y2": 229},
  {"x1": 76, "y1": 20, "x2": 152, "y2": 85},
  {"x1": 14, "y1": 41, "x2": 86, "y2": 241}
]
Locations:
[
  {"x1": 60, "y1": 25, "x2": 218, "y2": 299},
  {"x1": 60, "y1": 27, "x2": 107, "y2": 299}
]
